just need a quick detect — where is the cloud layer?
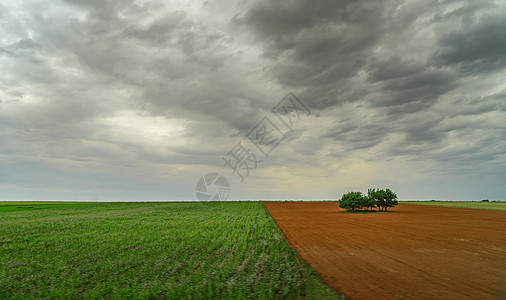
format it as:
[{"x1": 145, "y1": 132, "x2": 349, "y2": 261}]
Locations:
[{"x1": 1, "y1": 0, "x2": 505, "y2": 200}]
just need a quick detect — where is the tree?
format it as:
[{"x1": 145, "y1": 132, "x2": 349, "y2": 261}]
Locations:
[
  {"x1": 339, "y1": 192, "x2": 367, "y2": 212},
  {"x1": 364, "y1": 195, "x2": 377, "y2": 211},
  {"x1": 340, "y1": 189, "x2": 398, "y2": 212},
  {"x1": 383, "y1": 189, "x2": 398, "y2": 211},
  {"x1": 368, "y1": 188, "x2": 398, "y2": 211}
]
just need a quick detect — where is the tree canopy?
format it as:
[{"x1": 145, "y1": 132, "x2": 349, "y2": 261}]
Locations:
[{"x1": 339, "y1": 188, "x2": 398, "y2": 212}]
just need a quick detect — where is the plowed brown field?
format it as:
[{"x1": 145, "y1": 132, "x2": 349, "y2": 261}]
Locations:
[{"x1": 263, "y1": 202, "x2": 506, "y2": 300}]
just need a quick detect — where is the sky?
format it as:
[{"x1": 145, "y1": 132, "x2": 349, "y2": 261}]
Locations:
[{"x1": 1, "y1": 0, "x2": 505, "y2": 201}]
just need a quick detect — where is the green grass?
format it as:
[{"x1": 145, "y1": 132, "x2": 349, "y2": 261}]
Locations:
[
  {"x1": 0, "y1": 202, "x2": 342, "y2": 299},
  {"x1": 0, "y1": 202, "x2": 106, "y2": 213},
  {"x1": 401, "y1": 201, "x2": 506, "y2": 211}
]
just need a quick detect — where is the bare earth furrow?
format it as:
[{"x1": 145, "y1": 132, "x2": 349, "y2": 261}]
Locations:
[{"x1": 264, "y1": 202, "x2": 506, "y2": 300}]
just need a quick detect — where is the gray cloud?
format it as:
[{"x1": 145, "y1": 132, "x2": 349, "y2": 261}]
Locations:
[
  {"x1": 0, "y1": 0, "x2": 505, "y2": 200},
  {"x1": 432, "y1": 8, "x2": 506, "y2": 75},
  {"x1": 232, "y1": 0, "x2": 392, "y2": 108}
]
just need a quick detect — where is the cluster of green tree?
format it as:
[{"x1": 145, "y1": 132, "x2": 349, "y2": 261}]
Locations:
[{"x1": 339, "y1": 189, "x2": 398, "y2": 212}]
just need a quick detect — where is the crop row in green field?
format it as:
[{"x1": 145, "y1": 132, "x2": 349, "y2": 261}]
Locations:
[
  {"x1": 400, "y1": 201, "x2": 506, "y2": 211},
  {"x1": 0, "y1": 202, "x2": 342, "y2": 299}
]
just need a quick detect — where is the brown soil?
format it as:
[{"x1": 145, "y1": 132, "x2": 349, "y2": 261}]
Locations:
[{"x1": 263, "y1": 202, "x2": 506, "y2": 300}]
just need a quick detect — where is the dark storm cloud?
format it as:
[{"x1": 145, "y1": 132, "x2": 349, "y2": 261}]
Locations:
[
  {"x1": 4, "y1": 0, "x2": 265, "y2": 134},
  {"x1": 1, "y1": 0, "x2": 505, "y2": 200},
  {"x1": 0, "y1": 0, "x2": 284, "y2": 200},
  {"x1": 321, "y1": 115, "x2": 391, "y2": 151},
  {"x1": 235, "y1": 0, "x2": 505, "y2": 114},
  {"x1": 60, "y1": 2, "x2": 266, "y2": 134},
  {"x1": 233, "y1": 0, "x2": 385, "y2": 52},
  {"x1": 232, "y1": 0, "x2": 506, "y2": 172},
  {"x1": 371, "y1": 68, "x2": 458, "y2": 114},
  {"x1": 367, "y1": 56, "x2": 424, "y2": 82},
  {"x1": 232, "y1": 0, "x2": 392, "y2": 109},
  {"x1": 432, "y1": 9, "x2": 506, "y2": 75},
  {"x1": 365, "y1": 55, "x2": 458, "y2": 112}
]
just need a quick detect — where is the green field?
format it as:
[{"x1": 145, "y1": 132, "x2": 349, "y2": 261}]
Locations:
[
  {"x1": 0, "y1": 202, "x2": 342, "y2": 299},
  {"x1": 401, "y1": 201, "x2": 506, "y2": 211}
]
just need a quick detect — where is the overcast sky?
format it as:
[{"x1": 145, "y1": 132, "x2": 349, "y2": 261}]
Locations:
[{"x1": 1, "y1": 0, "x2": 505, "y2": 201}]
